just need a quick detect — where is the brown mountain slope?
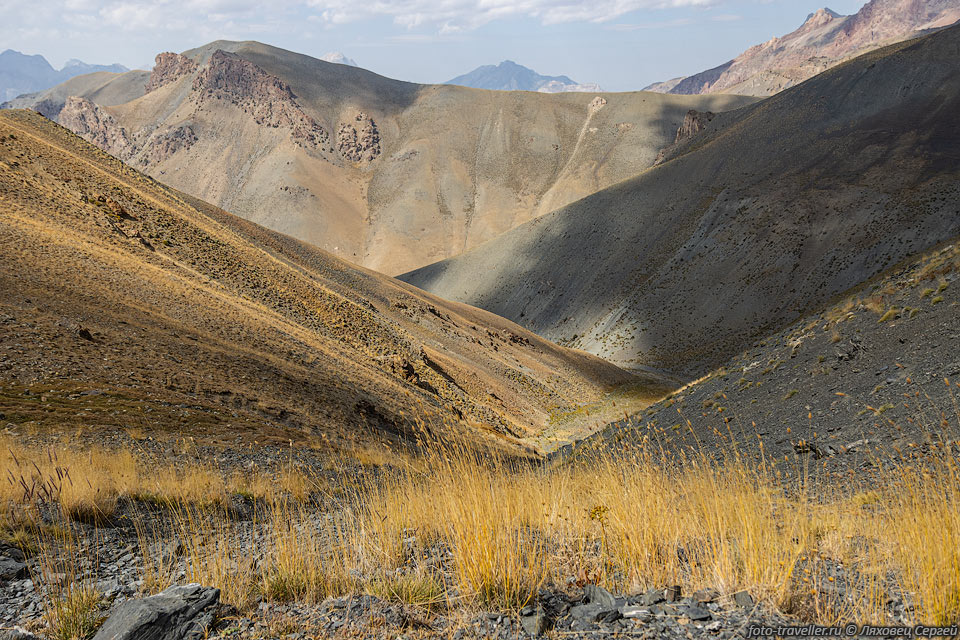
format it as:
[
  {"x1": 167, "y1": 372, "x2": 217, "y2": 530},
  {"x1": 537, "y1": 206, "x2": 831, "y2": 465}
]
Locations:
[
  {"x1": 649, "y1": 0, "x2": 960, "y2": 97},
  {"x1": 5, "y1": 41, "x2": 754, "y2": 275},
  {"x1": 0, "y1": 109, "x2": 649, "y2": 457},
  {"x1": 401, "y1": 24, "x2": 960, "y2": 379}
]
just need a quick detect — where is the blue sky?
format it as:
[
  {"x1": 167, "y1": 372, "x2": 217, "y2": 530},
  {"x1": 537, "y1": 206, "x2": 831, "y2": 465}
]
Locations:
[{"x1": 1, "y1": 0, "x2": 869, "y2": 91}]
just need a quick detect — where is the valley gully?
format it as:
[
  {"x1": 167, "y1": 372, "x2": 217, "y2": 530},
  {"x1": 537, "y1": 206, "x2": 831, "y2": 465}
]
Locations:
[{"x1": 747, "y1": 625, "x2": 960, "y2": 638}]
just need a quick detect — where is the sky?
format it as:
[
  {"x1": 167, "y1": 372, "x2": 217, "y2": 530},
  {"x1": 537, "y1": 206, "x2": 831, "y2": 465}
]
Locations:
[{"x1": 0, "y1": 0, "x2": 870, "y2": 91}]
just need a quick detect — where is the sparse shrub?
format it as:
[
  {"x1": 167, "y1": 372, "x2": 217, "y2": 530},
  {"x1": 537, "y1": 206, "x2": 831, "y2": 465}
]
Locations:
[
  {"x1": 44, "y1": 583, "x2": 104, "y2": 640},
  {"x1": 367, "y1": 569, "x2": 445, "y2": 608},
  {"x1": 878, "y1": 308, "x2": 899, "y2": 323}
]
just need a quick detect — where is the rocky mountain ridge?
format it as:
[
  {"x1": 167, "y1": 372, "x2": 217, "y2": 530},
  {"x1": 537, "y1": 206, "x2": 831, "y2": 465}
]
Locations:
[{"x1": 647, "y1": 0, "x2": 960, "y2": 96}]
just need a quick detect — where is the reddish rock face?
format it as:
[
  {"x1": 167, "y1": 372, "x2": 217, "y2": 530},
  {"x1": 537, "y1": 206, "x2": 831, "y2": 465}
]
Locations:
[
  {"x1": 662, "y1": 0, "x2": 960, "y2": 96},
  {"x1": 145, "y1": 52, "x2": 197, "y2": 93},
  {"x1": 191, "y1": 50, "x2": 328, "y2": 150},
  {"x1": 58, "y1": 96, "x2": 132, "y2": 160}
]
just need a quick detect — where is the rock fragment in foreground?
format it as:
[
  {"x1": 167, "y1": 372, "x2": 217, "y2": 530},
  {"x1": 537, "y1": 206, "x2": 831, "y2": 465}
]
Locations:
[{"x1": 92, "y1": 583, "x2": 220, "y2": 640}]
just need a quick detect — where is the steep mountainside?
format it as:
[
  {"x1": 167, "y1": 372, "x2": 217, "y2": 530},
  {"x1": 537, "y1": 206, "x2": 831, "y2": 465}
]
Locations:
[
  {"x1": 446, "y1": 60, "x2": 602, "y2": 92},
  {"x1": 648, "y1": 0, "x2": 960, "y2": 97},
  {"x1": 573, "y1": 238, "x2": 960, "y2": 473},
  {"x1": 0, "y1": 109, "x2": 647, "y2": 456},
  {"x1": 6, "y1": 41, "x2": 753, "y2": 275},
  {"x1": 0, "y1": 49, "x2": 129, "y2": 102},
  {"x1": 401, "y1": 25, "x2": 960, "y2": 378}
]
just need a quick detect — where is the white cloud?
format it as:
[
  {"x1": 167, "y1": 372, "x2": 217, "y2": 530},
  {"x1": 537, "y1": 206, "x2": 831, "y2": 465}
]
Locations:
[{"x1": 305, "y1": 0, "x2": 720, "y2": 30}]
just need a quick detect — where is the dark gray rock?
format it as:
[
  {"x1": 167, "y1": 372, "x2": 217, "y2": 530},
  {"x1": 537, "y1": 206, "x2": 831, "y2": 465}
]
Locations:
[
  {"x1": 641, "y1": 588, "x2": 665, "y2": 605},
  {"x1": 569, "y1": 602, "x2": 604, "y2": 622},
  {"x1": 520, "y1": 605, "x2": 550, "y2": 636},
  {"x1": 0, "y1": 555, "x2": 27, "y2": 581},
  {"x1": 733, "y1": 590, "x2": 755, "y2": 608},
  {"x1": 693, "y1": 588, "x2": 718, "y2": 603},
  {"x1": 584, "y1": 584, "x2": 617, "y2": 609},
  {"x1": 665, "y1": 585, "x2": 682, "y2": 602},
  {"x1": 684, "y1": 605, "x2": 712, "y2": 621},
  {"x1": 92, "y1": 583, "x2": 220, "y2": 640}
]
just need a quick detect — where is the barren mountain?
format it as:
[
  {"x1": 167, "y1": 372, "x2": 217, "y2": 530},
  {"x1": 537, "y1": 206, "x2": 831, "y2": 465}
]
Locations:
[
  {"x1": 5, "y1": 41, "x2": 753, "y2": 275},
  {"x1": 401, "y1": 25, "x2": 960, "y2": 378},
  {"x1": 647, "y1": 0, "x2": 960, "y2": 97},
  {"x1": 0, "y1": 109, "x2": 653, "y2": 456}
]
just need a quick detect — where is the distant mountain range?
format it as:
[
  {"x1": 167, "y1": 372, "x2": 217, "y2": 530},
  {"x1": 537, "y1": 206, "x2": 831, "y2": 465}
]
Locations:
[
  {"x1": 645, "y1": 0, "x2": 960, "y2": 96},
  {"x1": 446, "y1": 60, "x2": 602, "y2": 93},
  {"x1": 0, "y1": 49, "x2": 128, "y2": 101}
]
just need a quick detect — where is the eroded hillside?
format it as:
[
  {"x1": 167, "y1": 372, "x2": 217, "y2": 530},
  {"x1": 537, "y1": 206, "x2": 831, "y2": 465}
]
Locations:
[
  {"x1": 5, "y1": 41, "x2": 754, "y2": 275},
  {"x1": 0, "y1": 109, "x2": 650, "y2": 456}
]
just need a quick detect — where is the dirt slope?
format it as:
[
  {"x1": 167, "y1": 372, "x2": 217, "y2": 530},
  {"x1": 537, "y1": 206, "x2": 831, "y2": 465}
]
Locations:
[
  {"x1": 401, "y1": 25, "x2": 960, "y2": 378},
  {"x1": 5, "y1": 41, "x2": 754, "y2": 275},
  {"x1": 648, "y1": 0, "x2": 960, "y2": 97},
  {"x1": 0, "y1": 109, "x2": 646, "y2": 456}
]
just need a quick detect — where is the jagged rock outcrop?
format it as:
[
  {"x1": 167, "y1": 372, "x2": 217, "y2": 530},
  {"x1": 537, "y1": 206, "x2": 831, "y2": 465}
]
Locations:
[
  {"x1": 192, "y1": 50, "x2": 327, "y2": 149},
  {"x1": 675, "y1": 110, "x2": 715, "y2": 144},
  {"x1": 58, "y1": 96, "x2": 132, "y2": 160},
  {"x1": 337, "y1": 112, "x2": 380, "y2": 163},
  {"x1": 145, "y1": 53, "x2": 197, "y2": 93},
  {"x1": 653, "y1": 110, "x2": 717, "y2": 165},
  {"x1": 139, "y1": 124, "x2": 198, "y2": 165}
]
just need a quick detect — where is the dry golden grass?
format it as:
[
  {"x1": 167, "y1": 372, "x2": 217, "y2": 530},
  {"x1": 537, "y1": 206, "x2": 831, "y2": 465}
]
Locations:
[{"x1": 14, "y1": 409, "x2": 960, "y2": 627}]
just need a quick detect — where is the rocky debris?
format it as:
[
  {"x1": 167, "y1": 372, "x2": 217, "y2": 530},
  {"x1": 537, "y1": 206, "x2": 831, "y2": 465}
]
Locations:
[
  {"x1": 192, "y1": 50, "x2": 328, "y2": 150},
  {"x1": 139, "y1": 125, "x2": 198, "y2": 165},
  {"x1": 145, "y1": 53, "x2": 198, "y2": 94},
  {"x1": 58, "y1": 96, "x2": 132, "y2": 160},
  {"x1": 92, "y1": 583, "x2": 220, "y2": 640},
  {"x1": 337, "y1": 112, "x2": 381, "y2": 163},
  {"x1": 674, "y1": 110, "x2": 715, "y2": 144}
]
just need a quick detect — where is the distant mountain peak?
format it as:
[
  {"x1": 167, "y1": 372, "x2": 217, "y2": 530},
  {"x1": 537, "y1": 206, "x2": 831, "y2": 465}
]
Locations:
[
  {"x1": 320, "y1": 52, "x2": 358, "y2": 67},
  {"x1": 446, "y1": 60, "x2": 599, "y2": 92},
  {"x1": 803, "y1": 7, "x2": 843, "y2": 27}
]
